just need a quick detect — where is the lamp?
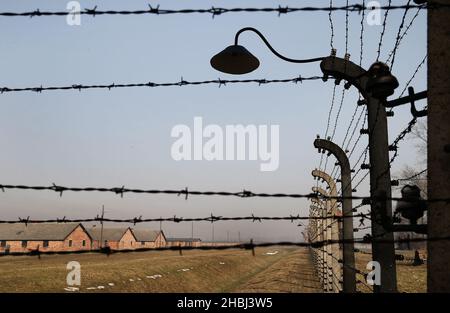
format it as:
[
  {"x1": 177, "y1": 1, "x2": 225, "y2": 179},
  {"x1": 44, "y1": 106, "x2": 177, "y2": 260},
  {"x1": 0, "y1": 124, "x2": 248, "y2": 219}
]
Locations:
[
  {"x1": 210, "y1": 45, "x2": 260, "y2": 75},
  {"x1": 395, "y1": 185, "x2": 426, "y2": 225},
  {"x1": 210, "y1": 27, "x2": 325, "y2": 75}
]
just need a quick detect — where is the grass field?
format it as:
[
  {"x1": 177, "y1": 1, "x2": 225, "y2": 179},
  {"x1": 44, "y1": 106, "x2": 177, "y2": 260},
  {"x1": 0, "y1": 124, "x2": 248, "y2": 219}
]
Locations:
[
  {"x1": 0, "y1": 248, "x2": 426, "y2": 293},
  {"x1": 355, "y1": 250, "x2": 427, "y2": 293},
  {"x1": 0, "y1": 247, "x2": 321, "y2": 293}
]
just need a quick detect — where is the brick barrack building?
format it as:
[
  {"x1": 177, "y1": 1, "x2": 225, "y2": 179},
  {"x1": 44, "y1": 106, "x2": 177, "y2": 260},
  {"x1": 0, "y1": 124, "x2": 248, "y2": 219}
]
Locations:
[
  {"x1": 0, "y1": 223, "x2": 239, "y2": 255},
  {"x1": 87, "y1": 227, "x2": 167, "y2": 250},
  {"x1": 0, "y1": 223, "x2": 92, "y2": 254},
  {"x1": 0, "y1": 223, "x2": 166, "y2": 254}
]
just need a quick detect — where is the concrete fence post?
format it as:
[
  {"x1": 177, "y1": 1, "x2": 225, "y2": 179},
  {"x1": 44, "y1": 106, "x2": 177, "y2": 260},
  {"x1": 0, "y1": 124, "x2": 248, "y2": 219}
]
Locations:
[
  {"x1": 310, "y1": 204, "x2": 323, "y2": 287},
  {"x1": 314, "y1": 138, "x2": 356, "y2": 293},
  {"x1": 312, "y1": 169, "x2": 342, "y2": 293},
  {"x1": 320, "y1": 56, "x2": 397, "y2": 292},
  {"x1": 311, "y1": 200, "x2": 327, "y2": 291},
  {"x1": 313, "y1": 186, "x2": 334, "y2": 293}
]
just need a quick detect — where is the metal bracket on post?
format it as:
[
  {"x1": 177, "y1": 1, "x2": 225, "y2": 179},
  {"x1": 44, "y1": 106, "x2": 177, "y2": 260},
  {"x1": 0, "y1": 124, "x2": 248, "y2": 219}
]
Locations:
[
  {"x1": 314, "y1": 139, "x2": 356, "y2": 293},
  {"x1": 385, "y1": 87, "x2": 428, "y2": 118}
]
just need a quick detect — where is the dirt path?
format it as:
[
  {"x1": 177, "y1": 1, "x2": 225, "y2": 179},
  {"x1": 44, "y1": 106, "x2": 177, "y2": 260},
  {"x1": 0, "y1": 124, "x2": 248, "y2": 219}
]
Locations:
[{"x1": 234, "y1": 247, "x2": 322, "y2": 293}]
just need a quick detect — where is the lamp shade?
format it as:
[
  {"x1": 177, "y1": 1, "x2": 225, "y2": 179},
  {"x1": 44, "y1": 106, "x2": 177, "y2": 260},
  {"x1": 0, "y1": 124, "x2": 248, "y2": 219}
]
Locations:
[{"x1": 210, "y1": 45, "x2": 260, "y2": 75}]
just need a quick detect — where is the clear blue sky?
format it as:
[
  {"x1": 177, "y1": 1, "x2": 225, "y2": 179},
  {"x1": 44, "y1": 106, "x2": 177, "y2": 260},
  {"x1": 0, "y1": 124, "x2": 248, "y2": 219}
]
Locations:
[{"x1": 0, "y1": 0, "x2": 427, "y2": 242}]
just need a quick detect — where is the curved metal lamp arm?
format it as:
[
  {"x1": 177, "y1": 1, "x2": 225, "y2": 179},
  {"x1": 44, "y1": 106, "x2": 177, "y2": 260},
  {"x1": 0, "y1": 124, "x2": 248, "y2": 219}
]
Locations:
[{"x1": 234, "y1": 27, "x2": 325, "y2": 64}]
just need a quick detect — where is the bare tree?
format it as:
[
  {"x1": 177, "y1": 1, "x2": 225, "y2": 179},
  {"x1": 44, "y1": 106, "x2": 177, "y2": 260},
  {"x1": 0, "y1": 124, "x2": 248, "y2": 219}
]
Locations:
[
  {"x1": 395, "y1": 118, "x2": 427, "y2": 195},
  {"x1": 410, "y1": 119, "x2": 427, "y2": 167}
]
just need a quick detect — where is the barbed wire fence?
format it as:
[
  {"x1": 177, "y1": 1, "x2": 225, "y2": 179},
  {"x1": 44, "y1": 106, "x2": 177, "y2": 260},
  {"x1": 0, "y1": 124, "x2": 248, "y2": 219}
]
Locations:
[
  {"x1": 0, "y1": 1, "x2": 440, "y2": 294},
  {"x1": 307, "y1": 0, "x2": 432, "y2": 293},
  {"x1": 0, "y1": 233, "x2": 445, "y2": 257}
]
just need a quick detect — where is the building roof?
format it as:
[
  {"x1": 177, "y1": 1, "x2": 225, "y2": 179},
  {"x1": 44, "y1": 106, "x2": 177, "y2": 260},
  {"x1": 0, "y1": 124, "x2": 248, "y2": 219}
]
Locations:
[
  {"x1": 132, "y1": 230, "x2": 162, "y2": 242},
  {"x1": 167, "y1": 237, "x2": 201, "y2": 242},
  {"x1": 87, "y1": 227, "x2": 131, "y2": 241},
  {"x1": 0, "y1": 223, "x2": 83, "y2": 241}
]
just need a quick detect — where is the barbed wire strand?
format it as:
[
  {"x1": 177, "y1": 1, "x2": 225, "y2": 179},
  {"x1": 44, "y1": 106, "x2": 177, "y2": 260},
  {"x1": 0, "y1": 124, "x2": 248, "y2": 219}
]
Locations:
[
  {"x1": 388, "y1": 0, "x2": 412, "y2": 69},
  {"x1": 376, "y1": 0, "x2": 392, "y2": 61},
  {"x1": 388, "y1": 117, "x2": 418, "y2": 166},
  {"x1": 346, "y1": 107, "x2": 367, "y2": 155},
  {"x1": 0, "y1": 76, "x2": 323, "y2": 94},
  {"x1": 331, "y1": 0, "x2": 366, "y2": 179},
  {"x1": 1, "y1": 183, "x2": 448, "y2": 202},
  {"x1": 328, "y1": 0, "x2": 335, "y2": 50},
  {"x1": 359, "y1": 0, "x2": 366, "y2": 68},
  {"x1": 323, "y1": 2, "x2": 350, "y2": 175},
  {"x1": 318, "y1": 84, "x2": 337, "y2": 174},
  {"x1": 386, "y1": 4, "x2": 424, "y2": 65},
  {"x1": 0, "y1": 4, "x2": 442, "y2": 18},
  {"x1": 396, "y1": 168, "x2": 427, "y2": 182},
  {"x1": 0, "y1": 213, "x2": 371, "y2": 225},
  {"x1": 398, "y1": 54, "x2": 428, "y2": 98}
]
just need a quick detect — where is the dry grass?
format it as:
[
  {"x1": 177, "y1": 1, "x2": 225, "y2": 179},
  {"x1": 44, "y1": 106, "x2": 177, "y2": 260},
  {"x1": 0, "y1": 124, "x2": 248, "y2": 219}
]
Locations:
[
  {"x1": 0, "y1": 247, "x2": 321, "y2": 293},
  {"x1": 0, "y1": 248, "x2": 425, "y2": 293},
  {"x1": 355, "y1": 250, "x2": 427, "y2": 293}
]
